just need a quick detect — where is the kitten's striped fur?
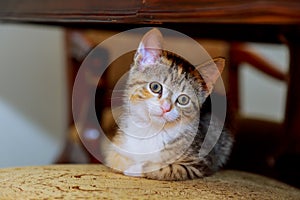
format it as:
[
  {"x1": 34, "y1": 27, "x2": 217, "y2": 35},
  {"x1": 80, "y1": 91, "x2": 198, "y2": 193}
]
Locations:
[{"x1": 103, "y1": 28, "x2": 233, "y2": 181}]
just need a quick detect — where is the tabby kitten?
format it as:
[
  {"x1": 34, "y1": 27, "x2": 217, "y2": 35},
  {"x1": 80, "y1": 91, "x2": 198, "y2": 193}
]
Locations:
[{"x1": 102, "y1": 28, "x2": 233, "y2": 181}]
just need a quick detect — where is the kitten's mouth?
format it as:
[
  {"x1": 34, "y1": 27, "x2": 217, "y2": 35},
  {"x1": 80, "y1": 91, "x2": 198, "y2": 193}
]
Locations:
[
  {"x1": 149, "y1": 113, "x2": 166, "y2": 121},
  {"x1": 151, "y1": 113, "x2": 177, "y2": 123}
]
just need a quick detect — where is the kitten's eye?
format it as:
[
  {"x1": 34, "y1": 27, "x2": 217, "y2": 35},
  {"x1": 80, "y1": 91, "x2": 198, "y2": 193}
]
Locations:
[
  {"x1": 177, "y1": 94, "x2": 190, "y2": 106},
  {"x1": 149, "y1": 82, "x2": 162, "y2": 94}
]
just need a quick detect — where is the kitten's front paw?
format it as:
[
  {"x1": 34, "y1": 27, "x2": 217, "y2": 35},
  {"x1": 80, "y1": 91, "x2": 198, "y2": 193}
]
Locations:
[{"x1": 124, "y1": 164, "x2": 144, "y2": 177}]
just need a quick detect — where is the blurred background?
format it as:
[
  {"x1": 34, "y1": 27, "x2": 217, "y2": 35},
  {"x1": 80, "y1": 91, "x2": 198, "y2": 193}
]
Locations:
[
  {"x1": 0, "y1": 23, "x2": 295, "y2": 185},
  {"x1": 0, "y1": 23, "x2": 68, "y2": 167}
]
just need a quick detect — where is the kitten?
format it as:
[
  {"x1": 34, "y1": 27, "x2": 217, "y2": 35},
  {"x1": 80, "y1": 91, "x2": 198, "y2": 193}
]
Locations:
[{"x1": 102, "y1": 28, "x2": 233, "y2": 181}]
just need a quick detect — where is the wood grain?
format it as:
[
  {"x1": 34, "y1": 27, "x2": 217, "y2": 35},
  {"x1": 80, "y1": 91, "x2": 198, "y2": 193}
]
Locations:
[
  {"x1": 0, "y1": 0, "x2": 300, "y2": 24},
  {"x1": 0, "y1": 164, "x2": 299, "y2": 199}
]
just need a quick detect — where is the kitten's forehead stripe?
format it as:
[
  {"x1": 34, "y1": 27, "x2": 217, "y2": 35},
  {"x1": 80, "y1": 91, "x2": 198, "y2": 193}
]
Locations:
[
  {"x1": 128, "y1": 80, "x2": 148, "y2": 88},
  {"x1": 191, "y1": 101, "x2": 197, "y2": 111},
  {"x1": 162, "y1": 51, "x2": 193, "y2": 73},
  {"x1": 177, "y1": 66, "x2": 183, "y2": 76},
  {"x1": 170, "y1": 71, "x2": 175, "y2": 81},
  {"x1": 160, "y1": 51, "x2": 206, "y2": 89},
  {"x1": 178, "y1": 76, "x2": 185, "y2": 86},
  {"x1": 163, "y1": 76, "x2": 168, "y2": 83},
  {"x1": 181, "y1": 85, "x2": 186, "y2": 93}
]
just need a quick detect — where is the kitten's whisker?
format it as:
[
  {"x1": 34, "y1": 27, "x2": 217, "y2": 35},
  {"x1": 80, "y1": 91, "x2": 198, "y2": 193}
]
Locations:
[
  {"x1": 111, "y1": 90, "x2": 126, "y2": 92},
  {"x1": 109, "y1": 97, "x2": 125, "y2": 100}
]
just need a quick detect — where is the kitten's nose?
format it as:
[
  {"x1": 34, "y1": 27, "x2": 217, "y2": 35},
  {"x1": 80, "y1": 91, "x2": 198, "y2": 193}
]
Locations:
[{"x1": 161, "y1": 100, "x2": 172, "y2": 113}]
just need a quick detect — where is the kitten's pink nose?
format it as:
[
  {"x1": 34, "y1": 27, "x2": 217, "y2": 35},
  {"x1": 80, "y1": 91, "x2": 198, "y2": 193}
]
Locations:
[{"x1": 161, "y1": 101, "x2": 172, "y2": 113}]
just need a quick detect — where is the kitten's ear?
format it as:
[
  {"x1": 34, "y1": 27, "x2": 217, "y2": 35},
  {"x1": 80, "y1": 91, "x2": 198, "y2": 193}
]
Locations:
[
  {"x1": 134, "y1": 28, "x2": 163, "y2": 70},
  {"x1": 196, "y1": 57, "x2": 225, "y2": 98}
]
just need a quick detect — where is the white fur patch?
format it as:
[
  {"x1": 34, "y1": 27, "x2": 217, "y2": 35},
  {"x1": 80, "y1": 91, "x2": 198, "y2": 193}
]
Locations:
[{"x1": 124, "y1": 164, "x2": 143, "y2": 177}]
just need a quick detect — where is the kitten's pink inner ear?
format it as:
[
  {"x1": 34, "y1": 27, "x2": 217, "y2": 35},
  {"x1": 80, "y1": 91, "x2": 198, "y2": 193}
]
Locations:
[
  {"x1": 135, "y1": 28, "x2": 163, "y2": 68},
  {"x1": 196, "y1": 57, "x2": 225, "y2": 95}
]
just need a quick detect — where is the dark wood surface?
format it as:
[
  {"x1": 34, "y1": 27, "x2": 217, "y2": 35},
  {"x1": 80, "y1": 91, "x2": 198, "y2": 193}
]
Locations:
[{"x1": 1, "y1": 0, "x2": 300, "y2": 25}]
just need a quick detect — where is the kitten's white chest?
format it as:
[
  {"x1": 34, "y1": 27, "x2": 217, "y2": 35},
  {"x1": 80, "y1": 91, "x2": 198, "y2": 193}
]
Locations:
[
  {"x1": 120, "y1": 118, "x2": 165, "y2": 152},
  {"x1": 120, "y1": 132, "x2": 164, "y2": 176},
  {"x1": 115, "y1": 114, "x2": 190, "y2": 176},
  {"x1": 121, "y1": 128, "x2": 165, "y2": 156}
]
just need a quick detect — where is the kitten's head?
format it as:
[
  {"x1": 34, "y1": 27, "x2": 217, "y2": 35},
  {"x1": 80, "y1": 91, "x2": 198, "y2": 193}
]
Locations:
[{"x1": 125, "y1": 28, "x2": 225, "y2": 126}]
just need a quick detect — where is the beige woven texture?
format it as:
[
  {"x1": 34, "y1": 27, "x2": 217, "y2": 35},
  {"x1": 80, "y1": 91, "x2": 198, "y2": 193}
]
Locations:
[{"x1": 0, "y1": 164, "x2": 299, "y2": 199}]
